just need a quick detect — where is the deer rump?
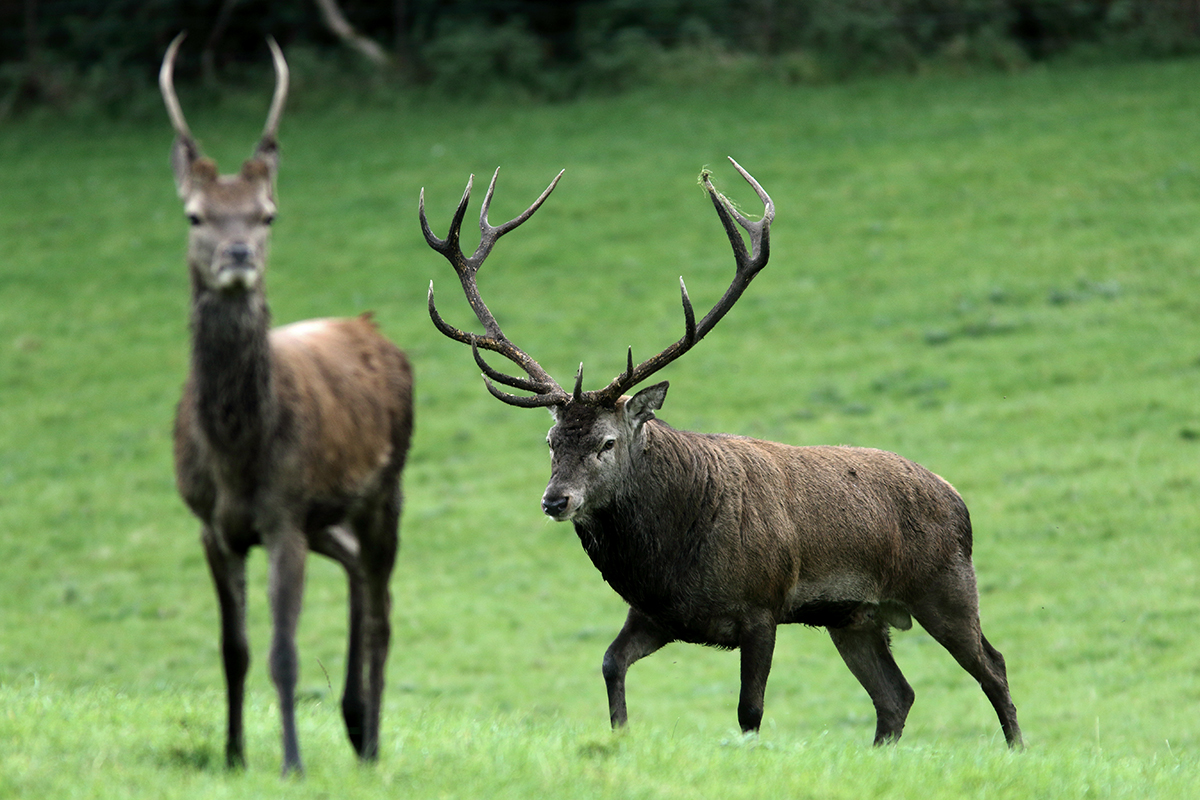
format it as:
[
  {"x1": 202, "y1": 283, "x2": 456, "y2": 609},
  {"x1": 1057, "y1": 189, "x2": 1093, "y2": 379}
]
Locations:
[{"x1": 571, "y1": 420, "x2": 967, "y2": 648}]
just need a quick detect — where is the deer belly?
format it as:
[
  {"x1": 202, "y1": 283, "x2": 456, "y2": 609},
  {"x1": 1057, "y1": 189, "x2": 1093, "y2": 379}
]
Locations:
[{"x1": 782, "y1": 571, "x2": 914, "y2": 631}]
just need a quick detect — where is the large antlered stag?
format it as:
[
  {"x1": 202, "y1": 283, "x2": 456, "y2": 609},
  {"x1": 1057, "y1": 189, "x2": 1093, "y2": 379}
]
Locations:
[
  {"x1": 421, "y1": 160, "x2": 1021, "y2": 747},
  {"x1": 162, "y1": 34, "x2": 413, "y2": 775}
]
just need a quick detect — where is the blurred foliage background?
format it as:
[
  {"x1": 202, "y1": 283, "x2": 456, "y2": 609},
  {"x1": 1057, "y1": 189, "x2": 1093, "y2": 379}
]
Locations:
[{"x1": 4, "y1": 0, "x2": 1200, "y2": 116}]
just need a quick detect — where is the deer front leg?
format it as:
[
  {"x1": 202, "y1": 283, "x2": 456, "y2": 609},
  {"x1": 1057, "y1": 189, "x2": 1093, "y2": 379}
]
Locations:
[
  {"x1": 737, "y1": 615, "x2": 777, "y2": 733},
  {"x1": 602, "y1": 607, "x2": 671, "y2": 729},
  {"x1": 202, "y1": 526, "x2": 250, "y2": 769},
  {"x1": 266, "y1": 531, "x2": 308, "y2": 776}
]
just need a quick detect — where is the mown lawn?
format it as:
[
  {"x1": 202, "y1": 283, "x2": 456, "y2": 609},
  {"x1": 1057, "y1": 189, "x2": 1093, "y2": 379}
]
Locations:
[{"x1": 2, "y1": 57, "x2": 1200, "y2": 797}]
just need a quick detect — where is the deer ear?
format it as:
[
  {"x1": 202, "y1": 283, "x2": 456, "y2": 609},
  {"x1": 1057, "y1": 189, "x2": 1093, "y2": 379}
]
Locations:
[
  {"x1": 625, "y1": 381, "x2": 668, "y2": 428},
  {"x1": 240, "y1": 157, "x2": 273, "y2": 185}
]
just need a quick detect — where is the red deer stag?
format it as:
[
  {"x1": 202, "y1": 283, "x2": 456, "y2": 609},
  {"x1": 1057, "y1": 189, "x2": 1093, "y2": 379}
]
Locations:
[
  {"x1": 162, "y1": 34, "x2": 413, "y2": 775},
  {"x1": 420, "y1": 160, "x2": 1021, "y2": 748}
]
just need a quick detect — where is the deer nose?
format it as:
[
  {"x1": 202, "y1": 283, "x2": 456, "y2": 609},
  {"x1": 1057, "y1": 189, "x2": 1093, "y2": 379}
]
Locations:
[
  {"x1": 542, "y1": 494, "x2": 569, "y2": 517},
  {"x1": 226, "y1": 242, "x2": 252, "y2": 264}
]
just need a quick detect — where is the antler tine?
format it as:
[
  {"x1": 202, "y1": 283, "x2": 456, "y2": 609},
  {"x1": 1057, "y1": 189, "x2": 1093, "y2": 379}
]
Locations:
[
  {"x1": 261, "y1": 36, "x2": 289, "y2": 142},
  {"x1": 691, "y1": 155, "x2": 773, "y2": 338},
  {"x1": 159, "y1": 32, "x2": 193, "y2": 142},
  {"x1": 474, "y1": 341, "x2": 568, "y2": 407},
  {"x1": 423, "y1": 169, "x2": 570, "y2": 407},
  {"x1": 582, "y1": 158, "x2": 773, "y2": 405},
  {"x1": 704, "y1": 157, "x2": 773, "y2": 279},
  {"x1": 471, "y1": 339, "x2": 548, "y2": 394},
  {"x1": 474, "y1": 168, "x2": 565, "y2": 266},
  {"x1": 482, "y1": 376, "x2": 567, "y2": 408},
  {"x1": 427, "y1": 280, "x2": 474, "y2": 345},
  {"x1": 572, "y1": 363, "x2": 584, "y2": 402},
  {"x1": 419, "y1": 177, "x2": 473, "y2": 261}
]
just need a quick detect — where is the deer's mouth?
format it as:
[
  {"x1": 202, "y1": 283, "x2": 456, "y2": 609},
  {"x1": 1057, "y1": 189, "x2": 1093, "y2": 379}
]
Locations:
[{"x1": 213, "y1": 262, "x2": 261, "y2": 291}]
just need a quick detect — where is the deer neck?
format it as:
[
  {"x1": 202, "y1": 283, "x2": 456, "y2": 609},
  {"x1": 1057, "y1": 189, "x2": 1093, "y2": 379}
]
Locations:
[
  {"x1": 189, "y1": 281, "x2": 276, "y2": 455},
  {"x1": 574, "y1": 424, "x2": 712, "y2": 594}
]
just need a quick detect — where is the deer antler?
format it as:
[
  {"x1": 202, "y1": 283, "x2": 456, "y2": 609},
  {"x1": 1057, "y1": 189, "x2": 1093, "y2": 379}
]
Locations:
[
  {"x1": 160, "y1": 32, "x2": 288, "y2": 162},
  {"x1": 421, "y1": 168, "x2": 569, "y2": 408},
  {"x1": 423, "y1": 159, "x2": 772, "y2": 409},
  {"x1": 578, "y1": 157, "x2": 774, "y2": 406},
  {"x1": 160, "y1": 33, "x2": 197, "y2": 154},
  {"x1": 261, "y1": 37, "x2": 289, "y2": 145}
]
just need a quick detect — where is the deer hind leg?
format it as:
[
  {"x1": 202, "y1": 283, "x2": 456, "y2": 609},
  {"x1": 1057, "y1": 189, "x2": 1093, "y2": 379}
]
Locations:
[
  {"x1": 356, "y1": 562, "x2": 393, "y2": 762},
  {"x1": 202, "y1": 527, "x2": 250, "y2": 769},
  {"x1": 910, "y1": 571, "x2": 1022, "y2": 748},
  {"x1": 340, "y1": 557, "x2": 368, "y2": 756},
  {"x1": 312, "y1": 523, "x2": 370, "y2": 756},
  {"x1": 266, "y1": 531, "x2": 308, "y2": 776},
  {"x1": 827, "y1": 620, "x2": 914, "y2": 745},
  {"x1": 348, "y1": 488, "x2": 400, "y2": 762},
  {"x1": 602, "y1": 608, "x2": 671, "y2": 729}
]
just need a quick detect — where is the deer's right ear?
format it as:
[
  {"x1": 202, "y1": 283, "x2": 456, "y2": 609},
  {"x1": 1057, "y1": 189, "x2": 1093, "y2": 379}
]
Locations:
[{"x1": 170, "y1": 135, "x2": 203, "y2": 199}]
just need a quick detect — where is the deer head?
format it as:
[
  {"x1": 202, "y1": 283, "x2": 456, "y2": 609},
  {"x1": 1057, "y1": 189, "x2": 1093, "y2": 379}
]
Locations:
[
  {"x1": 422, "y1": 159, "x2": 774, "y2": 521},
  {"x1": 160, "y1": 32, "x2": 289, "y2": 295}
]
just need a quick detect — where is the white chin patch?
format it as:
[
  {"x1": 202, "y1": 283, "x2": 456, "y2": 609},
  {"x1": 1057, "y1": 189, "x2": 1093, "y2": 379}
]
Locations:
[{"x1": 213, "y1": 265, "x2": 259, "y2": 291}]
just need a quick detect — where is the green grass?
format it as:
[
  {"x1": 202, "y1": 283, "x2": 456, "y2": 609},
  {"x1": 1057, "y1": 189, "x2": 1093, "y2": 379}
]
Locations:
[{"x1": 3, "y1": 58, "x2": 1200, "y2": 796}]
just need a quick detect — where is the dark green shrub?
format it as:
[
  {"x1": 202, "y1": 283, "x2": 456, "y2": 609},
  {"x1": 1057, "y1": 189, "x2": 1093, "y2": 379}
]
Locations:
[{"x1": 4, "y1": 0, "x2": 1200, "y2": 112}]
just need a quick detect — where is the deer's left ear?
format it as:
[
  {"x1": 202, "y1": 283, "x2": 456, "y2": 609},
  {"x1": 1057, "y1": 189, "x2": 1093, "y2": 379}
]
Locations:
[{"x1": 624, "y1": 381, "x2": 668, "y2": 430}]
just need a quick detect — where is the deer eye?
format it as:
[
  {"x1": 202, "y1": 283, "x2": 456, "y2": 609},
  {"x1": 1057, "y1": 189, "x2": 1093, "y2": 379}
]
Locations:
[
  {"x1": 598, "y1": 439, "x2": 616, "y2": 455},
  {"x1": 187, "y1": 213, "x2": 203, "y2": 227},
  {"x1": 263, "y1": 213, "x2": 276, "y2": 226}
]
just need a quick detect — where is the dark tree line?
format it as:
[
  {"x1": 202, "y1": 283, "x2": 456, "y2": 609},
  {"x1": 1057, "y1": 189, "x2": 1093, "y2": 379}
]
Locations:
[{"x1": 3, "y1": 0, "x2": 1200, "y2": 112}]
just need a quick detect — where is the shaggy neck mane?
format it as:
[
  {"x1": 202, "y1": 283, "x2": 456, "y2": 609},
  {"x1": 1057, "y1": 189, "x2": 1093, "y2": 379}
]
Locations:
[
  {"x1": 574, "y1": 419, "x2": 723, "y2": 613},
  {"x1": 190, "y1": 285, "x2": 274, "y2": 456}
]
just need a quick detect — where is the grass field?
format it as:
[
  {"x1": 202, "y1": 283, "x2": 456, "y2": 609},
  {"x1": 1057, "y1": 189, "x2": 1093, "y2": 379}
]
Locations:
[{"x1": 3, "y1": 57, "x2": 1200, "y2": 797}]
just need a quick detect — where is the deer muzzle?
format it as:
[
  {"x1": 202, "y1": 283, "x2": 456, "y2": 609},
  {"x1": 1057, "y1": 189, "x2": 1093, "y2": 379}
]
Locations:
[
  {"x1": 213, "y1": 242, "x2": 261, "y2": 291},
  {"x1": 541, "y1": 491, "x2": 574, "y2": 521}
]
